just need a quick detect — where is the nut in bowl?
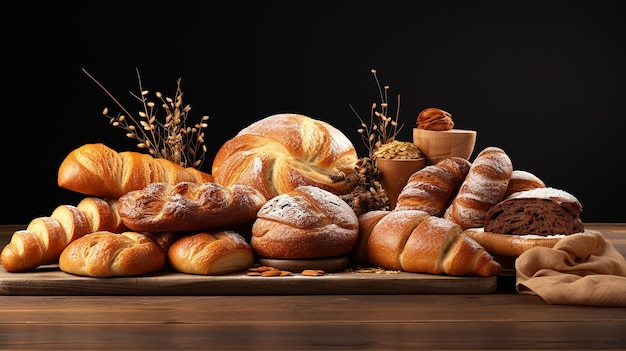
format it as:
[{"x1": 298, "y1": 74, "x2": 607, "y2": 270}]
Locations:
[{"x1": 413, "y1": 128, "x2": 477, "y2": 165}]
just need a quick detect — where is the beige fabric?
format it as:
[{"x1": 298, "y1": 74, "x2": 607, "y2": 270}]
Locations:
[{"x1": 516, "y1": 230, "x2": 626, "y2": 307}]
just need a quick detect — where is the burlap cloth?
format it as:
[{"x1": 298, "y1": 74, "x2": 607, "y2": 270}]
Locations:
[{"x1": 516, "y1": 230, "x2": 626, "y2": 307}]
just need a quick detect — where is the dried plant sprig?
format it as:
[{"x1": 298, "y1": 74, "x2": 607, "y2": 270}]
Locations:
[
  {"x1": 82, "y1": 68, "x2": 209, "y2": 169},
  {"x1": 350, "y1": 69, "x2": 404, "y2": 158}
]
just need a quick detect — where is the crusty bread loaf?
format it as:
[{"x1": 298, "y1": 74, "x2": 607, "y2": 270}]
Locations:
[
  {"x1": 211, "y1": 113, "x2": 358, "y2": 200},
  {"x1": 443, "y1": 146, "x2": 513, "y2": 229},
  {"x1": 395, "y1": 157, "x2": 471, "y2": 216},
  {"x1": 360, "y1": 210, "x2": 501, "y2": 277},
  {"x1": 117, "y1": 182, "x2": 266, "y2": 232},
  {"x1": 167, "y1": 231, "x2": 255, "y2": 275},
  {"x1": 502, "y1": 170, "x2": 546, "y2": 198},
  {"x1": 59, "y1": 231, "x2": 166, "y2": 277},
  {"x1": 251, "y1": 185, "x2": 359, "y2": 259},
  {"x1": 58, "y1": 143, "x2": 214, "y2": 198}
]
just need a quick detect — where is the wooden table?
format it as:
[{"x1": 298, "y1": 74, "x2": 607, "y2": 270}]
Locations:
[{"x1": 1, "y1": 223, "x2": 625, "y2": 350}]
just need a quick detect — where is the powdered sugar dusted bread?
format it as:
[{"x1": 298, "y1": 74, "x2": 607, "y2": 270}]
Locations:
[
  {"x1": 395, "y1": 157, "x2": 471, "y2": 216},
  {"x1": 251, "y1": 185, "x2": 359, "y2": 259},
  {"x1": 444, "y1": 146, "x2": 513, "y2": 229},
  {"x1": 483, "y1": 187, "x2": 584, "y2": 236},
  {"x1": 503, "y1": 170, "x2": 546, "y2": 198}
]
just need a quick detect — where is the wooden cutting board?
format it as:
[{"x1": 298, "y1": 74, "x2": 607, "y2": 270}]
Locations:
[{"x1": 0, "y1": 265, "x2": 497, "y2": 295}]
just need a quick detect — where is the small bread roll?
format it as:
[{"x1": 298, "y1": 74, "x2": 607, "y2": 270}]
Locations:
[{"x1": 167, "y1": 231, "x2": 255, "y2": 275}]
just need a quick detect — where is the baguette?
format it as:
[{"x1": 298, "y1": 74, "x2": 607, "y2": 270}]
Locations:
[
  {"x1": 117, "y1": 182, "x2": 267, "y2": 232},
  {"x1": 58, "y1": 143, "x2": 214, "y2": 198},
  {"x1": 167, "y1": 231, "x2": 255, "y2": 275},
  {"x1": 360, "y1": 210, "x2": 501, "y2": 277},
  {"x1": 59, "y1": 231, "x2": 166, "y2": 277},
  {"x1": 395, "y1": 157, "x2": 471, "y2": 216},
  {"x1": 443, "y1": 146, "x2": 513, "y2": 229}
]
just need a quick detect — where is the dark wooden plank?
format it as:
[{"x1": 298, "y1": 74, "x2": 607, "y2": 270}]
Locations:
[
  {"x1": 0, "y1": 265, "x2": 496, "y2": 295},
  {"x1": 0, "y1": 320, "x2": 624, "y2": 350},
  {"x1": 2, "y1": 294, "x2": 624, "y2": 323}
]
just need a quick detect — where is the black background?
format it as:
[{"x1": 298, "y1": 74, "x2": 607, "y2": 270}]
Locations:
[{"x1": 8, "y1": 1, "x2": 624, "y2": 224}]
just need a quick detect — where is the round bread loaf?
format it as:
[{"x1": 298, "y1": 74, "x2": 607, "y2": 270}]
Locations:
[
  {"x1": 251, "y1": 185, "x2": 359, "y2": 259},
  {"x1": 211, "y1": 113, "x2": 359, "y2": 200},
  {"x1": 167, "y1": 231, "x2": 255, "y2": 275},
  {"x1": 59, "y1": 231, "x2": 166, "y2": 277}
]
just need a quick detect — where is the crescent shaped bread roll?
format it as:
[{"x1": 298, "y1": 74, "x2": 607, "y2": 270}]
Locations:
[
  {"x1": 58, "y1": 143, "x2": 214, "y2": 198},
  {"x1": 251, "y1": 185, "x2": 359, "y2": 259},
  {"x1": 365, "y1": 210, "x2": 501, "y2": 277},
  {"x1": 117, "y1": 182, "x2": 267, "y2": 232},
  {"x1": 59, "y1": 231, "x2": 166, "y2": 277},
  {"x1": 167, "y1": 231, "x2": 255, "y2": 275},
  {"x1": 503, "y1": 170, "x2": 546, "y2": 198},
  {"x1": 211, "y1": 113, "x2": 358, "y2": 200},
  {"x1": 443, "y1": 146, "x2": 513, "y2": 229},
  {"x1": 395, "y1": 157, "x2": 471, "y2": 216}
]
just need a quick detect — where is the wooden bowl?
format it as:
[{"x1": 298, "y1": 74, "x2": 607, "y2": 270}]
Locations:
[
  {"x1": 413, "y1": 128, "x2": 477, "y2": 164},
  {"x1": 376, "y1": 157, "x2": 426, "y2": 209}
]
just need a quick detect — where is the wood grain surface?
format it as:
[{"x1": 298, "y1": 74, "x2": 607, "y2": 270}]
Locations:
[{"x1": 1, "y1": 223, "x2": 624, "y2": 350}]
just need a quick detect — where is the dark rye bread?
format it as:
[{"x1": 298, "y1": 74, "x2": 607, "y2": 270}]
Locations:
[{"x1": 483, "y1": 187, "x2": 584, "y2": 236}]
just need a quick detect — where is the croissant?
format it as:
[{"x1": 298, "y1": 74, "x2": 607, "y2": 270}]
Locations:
[
  {"x1": 357, "y1": 209, "x2": 501, "y2": 277},
  {"x1": 211, "y1": 113, "x2": 358, "y2": 200},
  {"x1": 58, "y1": 143, "x2": 214, "y2": 199}
]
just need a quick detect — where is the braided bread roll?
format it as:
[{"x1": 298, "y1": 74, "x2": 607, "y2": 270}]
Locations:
[
  {"x1": 167, "y1": 231, "x2": 255, "y2": 275},
  {"x1": 359, "y1": 210, "x2": 501, "y2": 277},
  {"x1": 395, "y1": 157, "x2": 471, "y2": 216},
  {"x1": 211, "y1": 113, "x2": 358, "y2": 200},
  {"x1": 58, "y1": 143, "x2": 214, "y2": 198},
  {"x1": 1, "y1": 198, "x2": 125, "y2": 272},
  {"x1": 59, "y1": 231, "x2": 166, "y2": 277},
  {"x1": 443, "y1": 146, "x2": 513, "y2": 229},
  {"x1": 117, "y1": 182, "x2": 266, "y2": 232}
]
